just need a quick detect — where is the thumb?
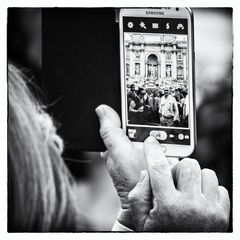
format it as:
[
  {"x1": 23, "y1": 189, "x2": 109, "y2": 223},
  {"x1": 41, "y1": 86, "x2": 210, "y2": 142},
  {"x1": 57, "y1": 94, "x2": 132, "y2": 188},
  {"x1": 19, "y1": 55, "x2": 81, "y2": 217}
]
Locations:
[
  {"x1": 128, "y1": 170, "x2": 152, "y2": 231},
  {"x1": 95, "y1": 104, "x2": 132, "y2": 157}
]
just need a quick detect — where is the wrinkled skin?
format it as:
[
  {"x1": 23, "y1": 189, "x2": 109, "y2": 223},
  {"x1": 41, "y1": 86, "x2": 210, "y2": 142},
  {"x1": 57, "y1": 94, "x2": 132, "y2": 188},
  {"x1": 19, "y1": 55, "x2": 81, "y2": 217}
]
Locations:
[
  {"x1": 96, "y1": 105, "x2": 230, "y2": 232},
  {"x1": 96, "y1": 105, "x2": 146, "y2": 209},
  {"x1": 128, "y1": 139, "x2": 230, "y2": 232}
]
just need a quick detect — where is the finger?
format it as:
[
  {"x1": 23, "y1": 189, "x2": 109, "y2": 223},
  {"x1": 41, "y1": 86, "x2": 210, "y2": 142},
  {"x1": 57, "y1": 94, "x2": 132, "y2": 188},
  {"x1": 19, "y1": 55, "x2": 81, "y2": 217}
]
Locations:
[
  {"x1": 201, "y1": 168, "x2": 219, "y2": 201},
  {"x1": 128, "y1": 170, "x2": 152, "y2": 231},
  {"x1": 128, "y1": 170, "x2": 152, "y2": 202},
  {"x1": 144, "y1": 136, "x2": 176, "y2": 200},
  {"x1": 95, "y1": 104, "x2": 121, "y2": 129},
  {"x1": 218, "y1": 186, "x2": 230, "y2": 214},
  {"x1": 173, "y1": 158, "x2": 201, "y2": 194},
  {"x1": 95, "y1": 104, "x2": 132, "y2": 158}
]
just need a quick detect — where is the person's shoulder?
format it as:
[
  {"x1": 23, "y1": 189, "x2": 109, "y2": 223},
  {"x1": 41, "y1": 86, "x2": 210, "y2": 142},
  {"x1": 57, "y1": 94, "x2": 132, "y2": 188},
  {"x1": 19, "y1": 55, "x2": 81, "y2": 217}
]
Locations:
[
  {"x1": 149, "y1": 96, "x2": 154, "y2": 101},
  {"x1": 169, "y1": 95, "x2": 176, "y2": 101},
  {"x1": 127, "y1": 91, "x2": 133, "y2": 97},
  {"x1": 130, "y1": 98, "x2": 136, "y2": 105}
]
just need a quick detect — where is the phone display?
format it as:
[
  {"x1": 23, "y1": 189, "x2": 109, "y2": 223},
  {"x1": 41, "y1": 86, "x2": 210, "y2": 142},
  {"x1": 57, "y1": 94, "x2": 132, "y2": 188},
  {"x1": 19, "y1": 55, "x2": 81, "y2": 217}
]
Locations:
[{"x1": 120, "y1": 8, "x2": 195, "y2": 157}]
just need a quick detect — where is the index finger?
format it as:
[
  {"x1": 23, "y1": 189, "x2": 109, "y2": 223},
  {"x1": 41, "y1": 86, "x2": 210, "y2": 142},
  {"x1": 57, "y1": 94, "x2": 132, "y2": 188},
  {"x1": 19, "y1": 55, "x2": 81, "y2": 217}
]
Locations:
[{"x1": 144, "y1": 136, "x2": 177, "y2": 200}]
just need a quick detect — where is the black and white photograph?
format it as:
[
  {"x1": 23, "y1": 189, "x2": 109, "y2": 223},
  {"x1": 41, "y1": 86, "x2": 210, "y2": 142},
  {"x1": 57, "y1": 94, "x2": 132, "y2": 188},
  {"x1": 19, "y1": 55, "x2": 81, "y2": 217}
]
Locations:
[{"x1": 1, "y1": 4, "x2": 238, "y2": 238}]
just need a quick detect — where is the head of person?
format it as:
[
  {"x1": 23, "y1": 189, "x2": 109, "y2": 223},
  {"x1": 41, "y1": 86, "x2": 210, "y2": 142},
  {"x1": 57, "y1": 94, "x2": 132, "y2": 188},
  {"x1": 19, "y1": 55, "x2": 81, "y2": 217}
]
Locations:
[
  {"x1": 145, "y1": 88, "x2": 152, "y2": 96},
  {"x1": 181, "y1": 87, "x2": 188, "y2": 96},
  {"x1": 137, "y1": 87, "x2": 146, "y2": 99},
  {"x1": 174, "y1": 88, "x2": 181, "y2": 97},
  {"x1": 8, "y1": 63, "x2": 88, "y2": 232},
  {"x1": 163, "y1": 87, "x2": 170, "y2": 97},
  {"x1": 130, "y1": 84, "x2": 135, "y2": 92},
  {"x1": 153, "y1": 90, "x2": 160, "y2": 98}
]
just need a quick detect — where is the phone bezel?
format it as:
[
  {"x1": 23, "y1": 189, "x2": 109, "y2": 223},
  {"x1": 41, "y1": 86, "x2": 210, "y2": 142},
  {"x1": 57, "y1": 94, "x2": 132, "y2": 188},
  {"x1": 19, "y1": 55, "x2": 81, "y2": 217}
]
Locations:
[{"x1": 119, "y1": 8, "x2": 196, "y2": 157}]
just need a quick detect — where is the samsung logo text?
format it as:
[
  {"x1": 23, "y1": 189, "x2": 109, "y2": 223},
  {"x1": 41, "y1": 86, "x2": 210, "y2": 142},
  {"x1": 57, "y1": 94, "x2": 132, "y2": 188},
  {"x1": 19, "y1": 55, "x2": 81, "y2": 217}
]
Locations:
[{"x1": 146, "y1": 11, "x2": 164, "y2": 15}]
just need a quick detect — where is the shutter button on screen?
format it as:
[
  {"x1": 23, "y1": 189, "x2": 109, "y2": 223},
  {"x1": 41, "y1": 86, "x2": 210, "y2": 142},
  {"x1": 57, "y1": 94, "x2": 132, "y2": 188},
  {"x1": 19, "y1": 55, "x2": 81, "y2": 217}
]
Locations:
[{"x1": 150, "y1": 130, "x2": 168, "y2": 141}]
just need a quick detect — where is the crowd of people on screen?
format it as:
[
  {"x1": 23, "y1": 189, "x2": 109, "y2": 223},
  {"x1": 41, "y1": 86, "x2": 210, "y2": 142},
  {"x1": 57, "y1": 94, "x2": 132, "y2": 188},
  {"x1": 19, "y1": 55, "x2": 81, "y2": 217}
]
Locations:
[{"x1": 127, "y1": 84, "x2": 189, "y2": 127}]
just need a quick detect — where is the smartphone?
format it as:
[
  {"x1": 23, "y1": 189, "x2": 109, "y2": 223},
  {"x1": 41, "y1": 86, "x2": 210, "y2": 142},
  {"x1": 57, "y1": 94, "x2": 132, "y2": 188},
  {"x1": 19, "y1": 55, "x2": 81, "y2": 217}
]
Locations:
[{"x1": 119, "y1": 8, "x2": 196, "y2": 157}]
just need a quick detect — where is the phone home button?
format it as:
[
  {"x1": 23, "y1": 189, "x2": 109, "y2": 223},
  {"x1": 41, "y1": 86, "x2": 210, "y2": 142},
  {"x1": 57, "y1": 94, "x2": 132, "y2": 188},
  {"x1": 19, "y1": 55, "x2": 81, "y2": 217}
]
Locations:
[{"x1": 150, "y1": 130, "x2": 168, "y2": 141}]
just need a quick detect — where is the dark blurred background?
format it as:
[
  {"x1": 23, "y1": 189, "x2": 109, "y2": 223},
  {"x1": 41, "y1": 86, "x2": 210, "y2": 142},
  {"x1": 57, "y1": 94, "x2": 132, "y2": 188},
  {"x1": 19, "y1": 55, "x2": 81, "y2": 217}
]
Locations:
[{"x1": 7, "y1": 8, "x2": 232, "y2": 231}]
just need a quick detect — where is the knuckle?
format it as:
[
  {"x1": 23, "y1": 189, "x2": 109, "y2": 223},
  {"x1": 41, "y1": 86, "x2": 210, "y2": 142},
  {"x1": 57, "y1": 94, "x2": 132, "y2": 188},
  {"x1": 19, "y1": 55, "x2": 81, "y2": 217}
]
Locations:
[
  {"x1": 128, "y1": 190, "x2": 140, "y2": 203},
  {"x1": 222, "y1": 212, "x2": 230, "y2": 228},
  {"x1": 185, "y1": 197, "x2": 202, "y2": 211},
  {"x1": 149, "y1": 198, "x2": 161, "y2": 217},
  {"x1": 221, "y1": 213, "x2": 229, "y2": 228},
  {"x1": 218, "y1": 185, "x2": 228, "y2": 195},
  {"x1": 179, "y1": 158, "x2": 200, "y2": 175},
  {"x1": 100, "y1": 125, "x2": 123, "y2": 139},
  {"x1": 218, "y1": 186, "x2": 230, "y2": 208},
  {"x1": 99, "y1": 127, "x2": 114, "y2": 150},
  {"x1": 99, "y1": 126, "x2": 111, "y2": 140},
  {"x1": 100, "y1": 126, "x2": 125, "y2": 152},
  {"x1": 202, "y1": 168, "x2": 217, "y2": 178},
  {"x1": 205, "y1": 201, "x2": 230, "y2": 230},
  {"x1": 214, "y1": 210, "x2": 229, "y2": 230},
  {"x1": 150, "y1": 160, "x2": 169, "y2": 175},
  {"x1": 158, "y1": 195, "x2": 178, "y2": 210},
  {"x1": 181, "y1": 158, "x2": 199, "y2": 168}
]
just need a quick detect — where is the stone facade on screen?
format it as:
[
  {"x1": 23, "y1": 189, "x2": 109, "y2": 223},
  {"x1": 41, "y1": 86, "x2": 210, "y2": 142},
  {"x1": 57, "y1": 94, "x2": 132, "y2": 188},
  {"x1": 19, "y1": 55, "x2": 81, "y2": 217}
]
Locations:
[{"x1": 125, "y1": 34, "x2": 188, "y2": 89}]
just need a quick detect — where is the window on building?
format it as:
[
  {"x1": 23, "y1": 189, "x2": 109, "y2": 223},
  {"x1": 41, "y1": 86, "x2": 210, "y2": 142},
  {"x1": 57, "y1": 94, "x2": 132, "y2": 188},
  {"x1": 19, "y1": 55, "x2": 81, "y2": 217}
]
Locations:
[
  {"x1": 166, "y1": 52, "x2": 171, "y2": 61},
  {"x1": 135, "y1": 51, "x2": 140, "y2": 59},
  {"x1": 177, "y1": 66, "x2": 183, "y2": 79},
  {"x1": 135, "y1": 63, "x2": 140, "y2": 75},
  {"x1": 126, "y1": 63, "x2": 130, "y2": 76},
  {"x1": 177, "y1": 53, "x2": 183, "y2": 60},
  {"x1": 166, "y1": 65, "x2": 172, "y2": 77}
]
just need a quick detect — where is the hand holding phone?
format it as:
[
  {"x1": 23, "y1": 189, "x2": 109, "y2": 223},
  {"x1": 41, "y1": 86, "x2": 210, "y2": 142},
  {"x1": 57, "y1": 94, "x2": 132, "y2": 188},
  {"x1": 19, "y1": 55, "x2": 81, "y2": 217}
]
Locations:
[
  {"x1": 96, "y1": 104, "x2": 179, "y2": 229},
  {"x1": 96, "y1": 104, "x2": 148, "y2": 229},
  {"x1": 96, "y1": 104, "x2": 229, "y2": 231}
]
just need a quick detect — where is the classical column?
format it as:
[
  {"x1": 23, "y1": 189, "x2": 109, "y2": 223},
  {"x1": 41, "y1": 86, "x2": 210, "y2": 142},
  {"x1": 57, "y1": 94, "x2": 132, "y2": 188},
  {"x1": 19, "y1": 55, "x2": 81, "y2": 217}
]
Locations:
[
  {"x1": 155, "y1": 62, "x2": 159, "y2": 86},
  {"x1": 160, "y1": 50, "x2": 166, "y2": 79},
  {"x1": 183, "y1": 53, "x2": 187, "y2": 80},
  {"x1": 140, "y1": 49, "x2": 145, "y2": 78},
  {"x1": 172, "y1": 50, "x2": 177, "y2": 79},
  {"x1": 145, "y1": 62, "x2": 148, "y2": 78},
  {"x1": 158, "y1": 61, "x2": 161, "y2": 78},
  {"x1": 130, "y1": 47, "x2": 135, "y2": 77}
]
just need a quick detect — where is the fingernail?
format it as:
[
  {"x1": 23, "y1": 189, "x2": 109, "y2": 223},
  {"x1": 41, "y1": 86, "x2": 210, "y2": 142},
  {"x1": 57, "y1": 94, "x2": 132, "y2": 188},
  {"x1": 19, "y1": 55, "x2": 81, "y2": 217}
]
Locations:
[
  {"x1": 146, "y1": 136, "x2": 157, "y2": 143},
  {"x1": 95, "y1": 105, "x2": 105, "y2": 118}
]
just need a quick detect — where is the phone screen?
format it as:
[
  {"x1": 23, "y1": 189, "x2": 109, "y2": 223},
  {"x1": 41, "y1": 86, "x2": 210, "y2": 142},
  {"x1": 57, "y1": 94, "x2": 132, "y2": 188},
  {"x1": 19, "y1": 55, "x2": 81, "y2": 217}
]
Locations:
[{"x1": 122, "y1": 16, "x2": 191, "y2": 145}]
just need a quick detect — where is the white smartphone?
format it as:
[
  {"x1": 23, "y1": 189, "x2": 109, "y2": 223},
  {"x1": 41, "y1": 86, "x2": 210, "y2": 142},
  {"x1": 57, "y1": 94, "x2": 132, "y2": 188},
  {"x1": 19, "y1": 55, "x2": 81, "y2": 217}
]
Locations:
[{"x1": 119, "y1": 8, "x2": 196, "y2": 157}]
